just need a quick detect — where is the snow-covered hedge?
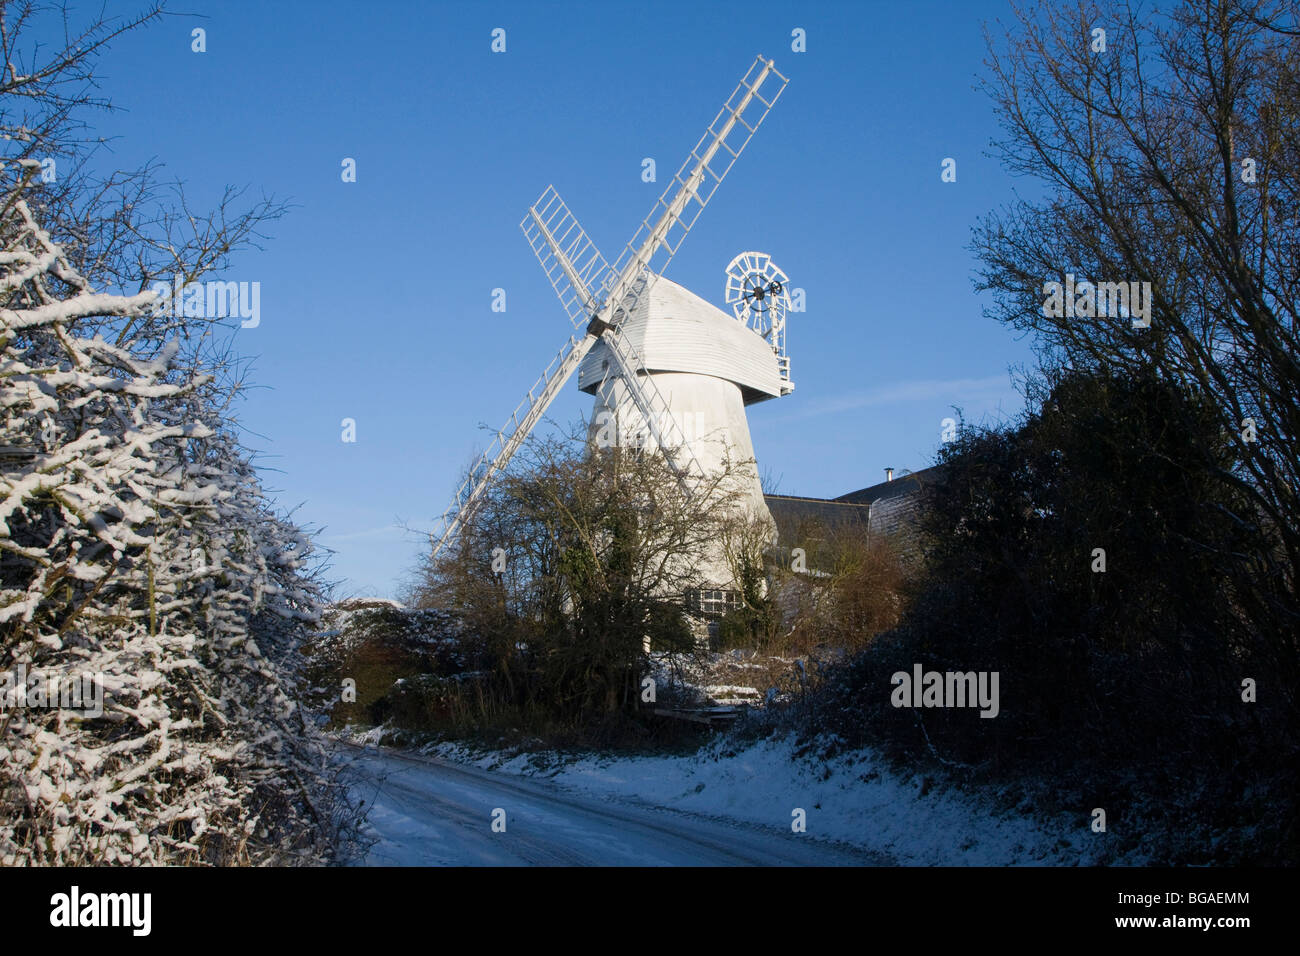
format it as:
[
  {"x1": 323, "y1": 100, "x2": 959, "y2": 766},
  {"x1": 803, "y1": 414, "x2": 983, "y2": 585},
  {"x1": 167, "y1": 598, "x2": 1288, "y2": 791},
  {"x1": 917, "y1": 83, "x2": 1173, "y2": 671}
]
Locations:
[{"x1": 0, "y1": 182, "x2": 359, "y2": 865}]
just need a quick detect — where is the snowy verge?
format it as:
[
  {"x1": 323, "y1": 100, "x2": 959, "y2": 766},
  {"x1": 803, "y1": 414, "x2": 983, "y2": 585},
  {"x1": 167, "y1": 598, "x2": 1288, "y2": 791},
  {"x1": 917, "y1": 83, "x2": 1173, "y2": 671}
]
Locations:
[{"x1": 396, "y1": 732, "x2": 1109, "y2": 866}]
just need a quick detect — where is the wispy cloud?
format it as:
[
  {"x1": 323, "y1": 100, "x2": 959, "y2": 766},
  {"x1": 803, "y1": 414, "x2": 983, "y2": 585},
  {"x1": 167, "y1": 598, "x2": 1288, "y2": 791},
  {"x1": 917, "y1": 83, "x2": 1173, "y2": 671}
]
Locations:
[{"x1": 768, "y1": 374, "x2": 1015, "y2": 423}]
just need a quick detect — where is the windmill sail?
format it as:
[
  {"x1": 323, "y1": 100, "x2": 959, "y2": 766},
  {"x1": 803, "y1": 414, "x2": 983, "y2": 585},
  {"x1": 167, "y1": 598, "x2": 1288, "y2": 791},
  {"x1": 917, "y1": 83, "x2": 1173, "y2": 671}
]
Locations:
[
  {"x1": 429, "y1": 331, "x2": 598, "y2": 554},
  {"x1": 611, "y1": 56, "x2": 788, "y2": 285},
  {"x1": 521, "y1": 186, "x2": 614, "y2": 328}
]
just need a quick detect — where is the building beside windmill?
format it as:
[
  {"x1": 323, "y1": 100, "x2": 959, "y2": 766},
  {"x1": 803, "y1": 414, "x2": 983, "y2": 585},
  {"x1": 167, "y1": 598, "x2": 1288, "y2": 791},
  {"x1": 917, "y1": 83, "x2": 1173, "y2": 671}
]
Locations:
[{"x1": 764, "y1": 465, "x2": 942, "y2": 571}]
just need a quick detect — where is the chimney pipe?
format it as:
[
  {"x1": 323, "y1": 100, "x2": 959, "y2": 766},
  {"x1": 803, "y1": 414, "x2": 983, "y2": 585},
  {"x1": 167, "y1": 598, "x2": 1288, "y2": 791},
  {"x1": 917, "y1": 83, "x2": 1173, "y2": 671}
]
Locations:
[{"x1": 885, "y1": 467, "x2": 894, "y2": 482}]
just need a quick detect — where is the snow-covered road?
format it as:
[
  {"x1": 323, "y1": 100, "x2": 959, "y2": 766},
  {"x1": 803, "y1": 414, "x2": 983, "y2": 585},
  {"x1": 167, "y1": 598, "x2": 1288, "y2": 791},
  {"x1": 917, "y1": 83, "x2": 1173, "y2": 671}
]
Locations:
[{"x1": 345, "y1": 744, "x2": 892, "y2": 866}]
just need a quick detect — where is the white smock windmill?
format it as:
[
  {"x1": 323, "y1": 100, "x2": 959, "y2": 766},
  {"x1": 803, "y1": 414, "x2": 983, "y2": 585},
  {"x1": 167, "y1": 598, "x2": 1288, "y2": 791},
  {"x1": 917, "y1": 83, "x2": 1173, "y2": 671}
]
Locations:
[{"x1": 432, "y1": 56, "x2": 792, "y2": 593}]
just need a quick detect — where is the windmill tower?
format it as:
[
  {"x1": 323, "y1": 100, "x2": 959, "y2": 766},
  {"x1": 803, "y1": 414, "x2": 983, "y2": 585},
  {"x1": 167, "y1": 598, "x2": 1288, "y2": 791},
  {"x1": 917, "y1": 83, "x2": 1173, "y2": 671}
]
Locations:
[
  {"x1": 577, "y1": 255, "x2": 794, "y2": 585},
  {"x1": 433, "y1": 55, "x2": 792, "y2": 600}
]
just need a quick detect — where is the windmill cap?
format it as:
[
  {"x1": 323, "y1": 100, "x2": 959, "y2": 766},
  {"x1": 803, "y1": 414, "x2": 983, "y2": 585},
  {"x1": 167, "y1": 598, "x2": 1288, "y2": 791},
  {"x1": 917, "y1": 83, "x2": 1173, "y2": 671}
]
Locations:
[{"x1": 578, "y1": 276, "x2": 787, "y2": 405}]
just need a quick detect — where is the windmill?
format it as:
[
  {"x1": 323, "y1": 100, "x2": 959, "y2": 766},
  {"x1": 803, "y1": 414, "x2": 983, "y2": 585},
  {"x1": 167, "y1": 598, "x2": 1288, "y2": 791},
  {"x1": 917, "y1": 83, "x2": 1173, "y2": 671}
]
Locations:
[{"x1": 431, "y1": 55, "x2": 792, "y2": 592}]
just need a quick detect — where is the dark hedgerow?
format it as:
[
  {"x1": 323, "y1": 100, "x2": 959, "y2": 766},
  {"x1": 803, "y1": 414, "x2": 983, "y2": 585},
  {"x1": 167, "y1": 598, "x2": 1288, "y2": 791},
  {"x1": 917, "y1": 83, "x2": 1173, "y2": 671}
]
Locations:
[{"x1": 806, "y1": 366, "x2": 1297, "y2": 865}]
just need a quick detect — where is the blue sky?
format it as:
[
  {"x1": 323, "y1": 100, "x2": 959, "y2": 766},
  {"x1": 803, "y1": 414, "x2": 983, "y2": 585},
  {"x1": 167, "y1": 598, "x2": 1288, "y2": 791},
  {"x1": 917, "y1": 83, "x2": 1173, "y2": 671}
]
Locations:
[{"x1": 77, "y1": 0, "x2": 1038, "y2": 599}]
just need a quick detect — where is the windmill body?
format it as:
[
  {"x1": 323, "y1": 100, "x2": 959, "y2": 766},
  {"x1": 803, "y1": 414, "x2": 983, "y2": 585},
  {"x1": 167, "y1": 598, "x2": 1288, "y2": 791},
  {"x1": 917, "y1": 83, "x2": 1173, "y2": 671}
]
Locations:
[
  {"x1": 578, "y1": 275, "x2": 791, "y2": 585},
  {"x1": 432, "y1": 55, "x2": 793, "y2": 615}
]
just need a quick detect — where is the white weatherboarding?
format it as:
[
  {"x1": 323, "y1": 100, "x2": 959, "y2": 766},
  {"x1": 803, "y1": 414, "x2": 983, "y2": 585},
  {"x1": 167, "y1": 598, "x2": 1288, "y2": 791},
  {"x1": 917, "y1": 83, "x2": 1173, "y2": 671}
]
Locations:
[{"x1": 432, "y1": 55, "x2": 794, "y2": 592}]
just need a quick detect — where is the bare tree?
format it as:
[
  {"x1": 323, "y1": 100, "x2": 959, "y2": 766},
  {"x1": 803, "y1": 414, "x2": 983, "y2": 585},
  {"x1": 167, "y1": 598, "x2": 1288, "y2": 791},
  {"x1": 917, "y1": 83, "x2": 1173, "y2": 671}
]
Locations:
[
  {"x1": 408, "y1": 420, "x2": 755, "y2": 722},
  {"x1": 1, "y1": 1, "x2": 289, "y2": 356},
  {"x1": 973, "y1": 0, "x2": 1299, "y2": 657}
]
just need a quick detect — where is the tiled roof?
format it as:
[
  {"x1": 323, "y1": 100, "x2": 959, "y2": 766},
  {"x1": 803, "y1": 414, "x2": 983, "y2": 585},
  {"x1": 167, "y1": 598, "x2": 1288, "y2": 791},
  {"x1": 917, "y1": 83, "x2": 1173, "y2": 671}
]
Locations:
[
  {"x1": 763, "y1": 493, "x2": 871, "y2": 537},
  {"x1": 764, "y1": 465, "x2": 943, "y2": 567},
  {"x1": 832, "y1": 465, "x2": 944, "y2": 506}
]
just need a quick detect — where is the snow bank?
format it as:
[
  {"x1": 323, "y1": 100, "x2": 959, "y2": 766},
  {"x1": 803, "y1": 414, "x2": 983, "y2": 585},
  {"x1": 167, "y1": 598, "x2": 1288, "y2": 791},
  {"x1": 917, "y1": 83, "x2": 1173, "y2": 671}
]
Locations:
[{"x1": 428, "y1": 734, "x2": 1105, "y2": 866}]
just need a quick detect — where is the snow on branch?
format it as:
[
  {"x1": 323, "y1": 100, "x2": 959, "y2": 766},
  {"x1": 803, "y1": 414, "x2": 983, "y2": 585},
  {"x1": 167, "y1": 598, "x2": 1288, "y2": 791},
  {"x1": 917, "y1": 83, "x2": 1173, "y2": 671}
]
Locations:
[{"x1": 0, "y1": 183, "x2": 356, "y2": 865}]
